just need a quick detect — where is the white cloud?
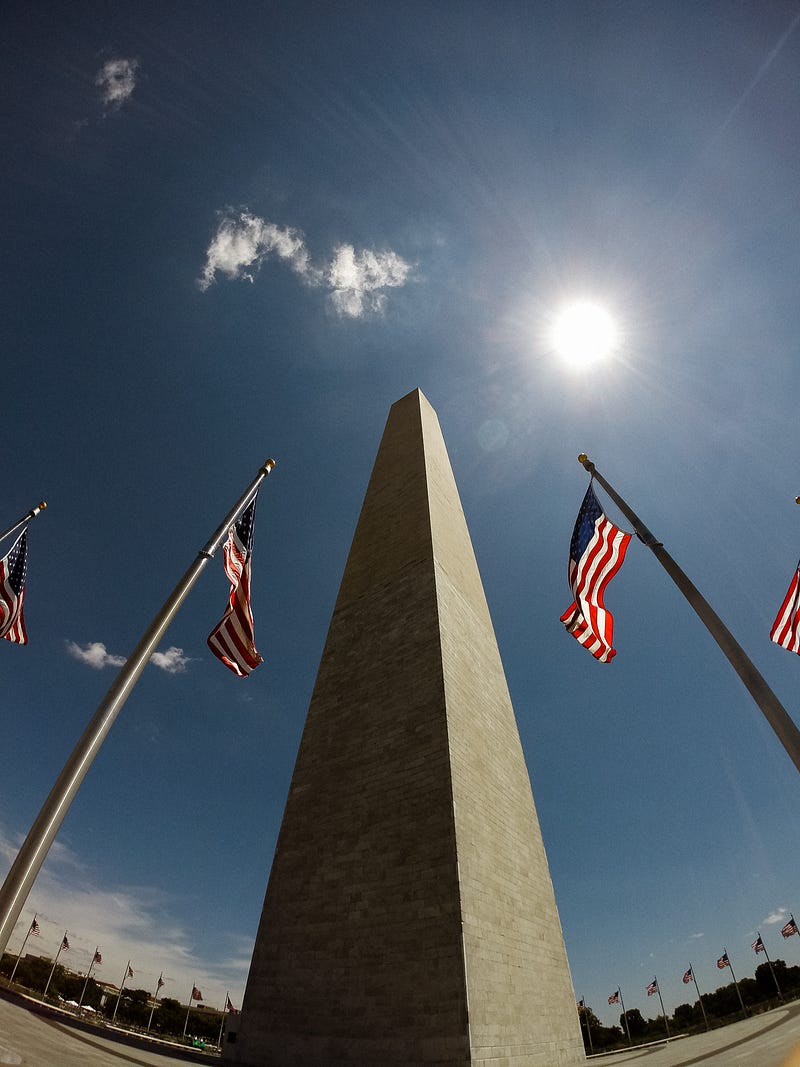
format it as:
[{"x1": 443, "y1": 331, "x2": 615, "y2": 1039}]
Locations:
[
  {"x1": 764, "y1": 908, "x2": 788, "y2": 925},
  {"x1": 66, "y1": 641, "x2": 192, "y2": 674},
  {"x1": 327, "y1": 244, "x2": 411, "y2": 318},
  {"x1": 197, "y1": 211, "x2": 315, "y2": 292},
  {"x1": 688, "y1": 932, "x2": 705, "y2": 940},
  {"x1": 0, "y1": 826, "x2": 250, "y2": 1007},
  {"x1": 197, "y1": 209, "x2": 411, "y2": 317},
  {"x1": 66, "y1": 641, "x2": 126, "y2": 670},
  {"x1": 149, "y1": 646, "x2": 192, "y2": 674},
  {"x1": 95, "y1": 58, "x2": 139, "y2": 109}
]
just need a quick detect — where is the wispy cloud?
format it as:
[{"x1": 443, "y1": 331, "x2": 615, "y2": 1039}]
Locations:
[
  {"x1": 66, "y1": 641, "x2": 192, "y2": 674},
  {"x1": 66, "y1": 640, "x2": 126, "y2": 670},
  {"x1": 197, "y1": 209, "x2": 412, "y2": 318},
  {"x1": 327, "y1": 244, "x2": 411, "y2": 318},
  {"x1": 95, "y1": 57, "x2": 139, "y2": 110},
  {"x1": 148, "y1": 646, "x2": 192, "y2": 674},
  {"x1": 763, "y1": 908, "x2": 788, "y2": 925},
  {"x1": 688, "y1": 932, "x2": 704, "y2": 940},
  {"x1": 197, "y1": 211, "x2": 314, "y2": 291},
  {"x1": 0, "y1": 826, "x2": 250, "y2": 1006}
]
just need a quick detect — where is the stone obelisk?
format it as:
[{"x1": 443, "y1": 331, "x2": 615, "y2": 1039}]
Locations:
[{"x1": 226, "y1": 389, "x2": 584, "y2": 1065}]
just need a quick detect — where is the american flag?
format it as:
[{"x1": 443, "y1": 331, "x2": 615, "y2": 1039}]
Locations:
[
  {"x1": 682, "y1": 967, "x2": 693, "y2": 984},
  {"x1": 157, "y1": 975, "x2": 165, "y2": 990},
  {"x1": 0, "y1": 530, "x2": 28, "y2": 644},
  {"x1": 61, "y1": 935, "x2": 70, "y2": 952},
  {"x1": 127, "y1": 964, "x2": 134, "y2": 978},
  {"x1": 191, "y1": 985, "x2": 203, "y2": 1001},
  {"x1": 225, "y1": 994, "x2": 238, "y2": 1013},
  {"x1": 646, "y1": 979, "x2": 658, "y2": 996},
  {"x1": 752, "y1": 936, "x2": 765, "y2": 954},
  {"x1": 207, "y1": 497, "x2": 262, "y2": 677},
  {"x1": 717, "y1": 952, "x2": 729, "y2": 969},
  {"x1": 93, "y1": 950, "x2": 103, "y2": 965},
  {"x1": 608, "y1": 991, "x2": 620, "y2": 1005},
  {"x1": 30, "y1": 918, "x2": 40, "y2": 936},
  {"x1": 771, "y1": 563, "x2": 800, "y2": 655},
  {"x1": 781, "y1": 917, "x2": 798, "y2": 938},
  {"x1": 560, "y1": 484, "x2": 631, "y2": 662}
]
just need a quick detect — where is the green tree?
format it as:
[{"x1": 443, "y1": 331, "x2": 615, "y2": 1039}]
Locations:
[{"x1": 621, "y1": 1007, "x2": 647, "y2": 1038}]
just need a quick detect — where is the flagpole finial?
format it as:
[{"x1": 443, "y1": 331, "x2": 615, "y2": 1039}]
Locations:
[
  {"x1": 577, "y1": 453, "x2": 594, "y2": 472},
  {"x1": 795, "y1": 496, "x2": 800, "y2": 505},
  {"x1": 261, "y1": 459, "x2": 276, "y2": 475},
  {"x1": 38, "y1": 501, "x2": 46, "y2": 511}
]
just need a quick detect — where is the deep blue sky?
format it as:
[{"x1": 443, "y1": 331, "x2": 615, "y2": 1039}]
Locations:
[{"x1": 2, "y1": 0, "x2": 800, "y2": 1023}]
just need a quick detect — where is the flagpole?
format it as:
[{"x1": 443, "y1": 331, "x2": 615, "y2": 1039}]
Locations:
[
  {"x1": 724, "y1": 948, "x2": 748, "y2": 1018},
  {"x1": 217, "y1": 992, "x2": 229, "y2": 1049},
  {"x1": 653, "y1": 978, "x2": 670, "y2": 1039},
  {"x1": 183, "y1": 982, "x2": 195, "y2": 1037},
  {"x1": 79, "y1": 946, "x2": 99, "y2": 1008},
  {"x1": 0, "y1": 502, "x2": 46, "y2": 546},
  {"x1": 618, "y1": 987, "x2": 631, "y2": 1045},
  {"x1": 42, "y1": 931, "x2": 67, "y2": 1000},
  {"x1": 580, "y1": 997, "x2": 593, "y2": 1054},
  {"x1": 689, "y1": 964, "x2": 709, "y2": 1031},
  {"x1": 0, "y1": 460, "x2": 275, "y2": 959},
  {"x1": 147, "y1": 972, "x2": 163, "y2": 1032},
  {"x1": 9, "y1": 914, "x2": 37, "y2": 984},
  {"x1": 112, "y1": 960, "x2": 131, "y2": 1023},
  {"x1": 578, "y1": 455, "x2": 800, "y2": 775},
  {"x1": 758, "y1": 932, "x2": 783, "y2": 1001}
]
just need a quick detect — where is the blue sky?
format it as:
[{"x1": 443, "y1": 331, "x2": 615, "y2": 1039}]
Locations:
[{"x1": 2, "y1": 0, "x2": 800, "y2": 1024}]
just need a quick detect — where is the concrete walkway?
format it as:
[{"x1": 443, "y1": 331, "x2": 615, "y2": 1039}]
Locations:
[
  {"x1": 4, "y1": 992, "x2": 800, "y2": 1066},
  {"x1": 592, "y1": 1001, "x2": 800, "y2": 1066},
  {"x1": 0, "y1": 995, "x2": 216, "y2": 1067}
]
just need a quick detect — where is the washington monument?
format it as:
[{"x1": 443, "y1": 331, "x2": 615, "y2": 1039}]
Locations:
[{"x1": 225, "y1": 389, "x2": 584, "y2": 1065}]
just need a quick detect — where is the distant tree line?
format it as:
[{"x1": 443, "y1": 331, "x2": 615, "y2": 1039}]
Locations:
[
  {"x1": 0, "y1": 952, "x2": 223, "y2": 1045},
  {"x1": 579, "y1": 959, "x2": 800, "y2": 1053}
]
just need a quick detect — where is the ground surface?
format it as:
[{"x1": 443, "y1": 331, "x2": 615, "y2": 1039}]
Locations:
[
  {"x1": 594, "y1": 1001, "x2": 800, "y2": 1066},
  {"x1": 0, "y1": 995, "x2": 217, "y2": 1066},
  {"x1": 4, "y1": 995, "x2": 800, "y2": 1066}
]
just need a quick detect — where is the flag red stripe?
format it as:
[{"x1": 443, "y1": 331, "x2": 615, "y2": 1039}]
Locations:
[{"x1": 770, "y1": 567, "x2": 800, "y2": 655}]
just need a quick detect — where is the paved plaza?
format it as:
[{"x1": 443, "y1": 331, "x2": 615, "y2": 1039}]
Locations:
[
  {"x1": 3, "y1": 993, "x2": 800, "y2": 1065},
  {"x1": 0, "y1": 995, "x2": 216, "y2": 1067},
  {"x1": 592, "y1": 1001, "x2": 800, "y2": 1067}
]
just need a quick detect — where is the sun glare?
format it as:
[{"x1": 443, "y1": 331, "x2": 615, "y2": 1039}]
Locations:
[{"x1": 551, "y1": 301, "x2": 618, "y2": 368}]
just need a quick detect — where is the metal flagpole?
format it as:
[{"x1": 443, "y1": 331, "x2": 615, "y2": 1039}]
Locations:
[
  {"x1": 580, "y1": 997, "x2": 593, "y2": 1053},
  {"x1": 147, "y1": 973, "x2": 164, "y2": 1033},
  {"x1": 653, "y1": 977, "x2": 670, "y2": 1038},
  {"x1": 723, "y1": 948, "x2": 748, "y2": 1018},
  {"x1": 0, "y1": 502, "x2": 46, "y2": 545},
  {"x1": 0, "y1": 460, "x2": 275, "y2": 959},
  {"x1": 578, "y1": 455, "x2": 800, "y2": 775},
  {"x1": 112, "y1": 960, "x2": 132, "y2": 1023},
  {"x1": 688, "y1": 965, "x2": 709, "y2": 1031},
  {"x1": 8, "y1": 913, "x2": 37, "y2": 984},
  {"x1": 618, "y1": 987, "x2": 631, "y2": 1045},
  {"x1": 183, "y1": 981, "x2": 196, "y2": 1037},
  {"x1": 42, "y1": 931, "x2": 68, "y2": 1000},
  {"x1": 217, "y1": 991, "x2": 229, "y2": 1049},
  {"x1": 757, "y1": 932, "x2": 783, "y2": 1001},
  {"x1": 79, "y1": 946, "x2": 100, "y2": 1008}
]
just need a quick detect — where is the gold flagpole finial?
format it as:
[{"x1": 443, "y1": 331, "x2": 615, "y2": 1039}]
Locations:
[
  {"x1": 38, "y1": 501, "x2": 47, "y2": 511},
  {"x1": 795, "y1": 496, "x2": 800, "y2": 505}
]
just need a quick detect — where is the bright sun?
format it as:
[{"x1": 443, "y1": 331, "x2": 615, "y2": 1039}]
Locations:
[{"x1": 551, "y1": 301, "x2": 618, "y2": 368}]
